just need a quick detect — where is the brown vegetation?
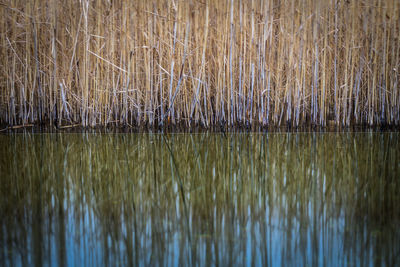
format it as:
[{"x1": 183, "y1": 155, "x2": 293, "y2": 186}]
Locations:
[{"x1": 1, "y1": 0, "x2": 399, "y2": 127}]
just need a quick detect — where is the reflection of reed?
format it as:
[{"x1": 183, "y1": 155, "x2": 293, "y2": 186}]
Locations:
[{"x1": 0, "y1": 133, "x2": 399, "y2": 266}]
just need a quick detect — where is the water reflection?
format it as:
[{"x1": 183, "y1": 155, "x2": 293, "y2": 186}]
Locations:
[{"x1": 0, "y1": 132, "x2": 399, "y2": 266}]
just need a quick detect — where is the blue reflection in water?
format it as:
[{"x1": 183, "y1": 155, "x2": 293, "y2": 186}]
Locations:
[{"x1": 0, "y1": 132, "x2": 399, "y2": 266}]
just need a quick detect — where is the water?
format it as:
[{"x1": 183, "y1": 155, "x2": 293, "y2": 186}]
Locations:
[{"x1": 1, "y1": 132, "x2": 399, "y2": 266}]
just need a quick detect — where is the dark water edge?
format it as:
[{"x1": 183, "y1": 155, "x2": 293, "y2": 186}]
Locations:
[
  {"x1": 1, "y1": 121, "x2": 400, "y2": 134},
  {"x1": 1, "y1": 116, "x2": 400, "y2": 133},
  {"x1": 1, "y1": 132, "x2": 400, "y2": 266}
]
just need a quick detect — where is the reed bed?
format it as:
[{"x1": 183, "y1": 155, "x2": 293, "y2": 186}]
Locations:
[{"x1": 0, "y1": 0, "x2": 399, "y2": 128}]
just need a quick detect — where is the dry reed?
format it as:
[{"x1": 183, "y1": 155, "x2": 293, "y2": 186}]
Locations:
[{"x1": 0, "y1": 0, "x2": 399, "y2": 127}]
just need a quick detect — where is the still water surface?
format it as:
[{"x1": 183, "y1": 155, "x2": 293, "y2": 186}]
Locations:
[{"x1": 1, "y1": 132, "x2": 399, "y2": 266}]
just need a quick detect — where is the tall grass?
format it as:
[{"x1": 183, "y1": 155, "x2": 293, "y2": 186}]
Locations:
[{"x1": 1, "y1": 0, "x2": 399, "y2": 127}]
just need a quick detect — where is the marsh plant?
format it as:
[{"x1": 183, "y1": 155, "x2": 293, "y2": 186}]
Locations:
[{"x1": 1, "y1": 0, "x2": 399, "y2": 127}]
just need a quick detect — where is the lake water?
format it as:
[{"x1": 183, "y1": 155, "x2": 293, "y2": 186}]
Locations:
[{"x1": 1, "y1": 132, "x2": 399, "y2": 266}]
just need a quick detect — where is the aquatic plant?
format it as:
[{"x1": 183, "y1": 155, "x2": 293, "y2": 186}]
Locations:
[{"x1": 1, "y1": 0, "x2": 399, "y2": 127}]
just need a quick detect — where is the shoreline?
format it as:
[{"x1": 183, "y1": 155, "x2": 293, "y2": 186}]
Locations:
[{"x1": 1, "y1": 121, "x2": 399, "y2": 134}]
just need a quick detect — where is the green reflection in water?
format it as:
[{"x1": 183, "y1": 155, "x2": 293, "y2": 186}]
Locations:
[{"x1": 0, "y1": 133, "x2": 399, "y2": 266}]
